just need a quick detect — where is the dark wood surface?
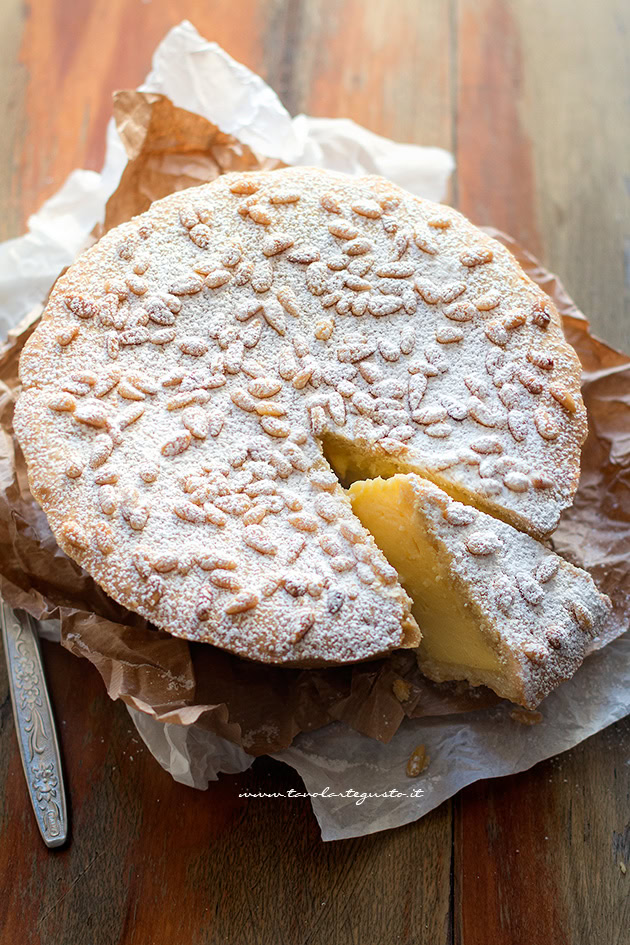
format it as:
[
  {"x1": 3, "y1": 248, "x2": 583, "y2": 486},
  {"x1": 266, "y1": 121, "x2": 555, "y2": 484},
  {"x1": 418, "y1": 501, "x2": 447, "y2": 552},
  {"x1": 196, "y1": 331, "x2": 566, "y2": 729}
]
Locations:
[{"x1": 0, "y1": 2, "x2": 628, "y2": 943}]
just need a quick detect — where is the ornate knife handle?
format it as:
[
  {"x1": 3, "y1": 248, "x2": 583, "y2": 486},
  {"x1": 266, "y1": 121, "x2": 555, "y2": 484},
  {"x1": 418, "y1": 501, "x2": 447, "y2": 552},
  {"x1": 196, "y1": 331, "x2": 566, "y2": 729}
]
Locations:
[{"x1": 1, "y1": 599, "x2": 68, "y2": 848}]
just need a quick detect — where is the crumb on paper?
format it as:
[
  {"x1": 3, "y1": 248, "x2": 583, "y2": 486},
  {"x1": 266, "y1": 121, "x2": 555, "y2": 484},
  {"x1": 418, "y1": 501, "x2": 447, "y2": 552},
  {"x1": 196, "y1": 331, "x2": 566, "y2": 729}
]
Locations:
[
  {"x1": 406, "y1": 744, "x2": 429, "y2": 778},
  {"x1": 393, "y1": 678, "x2": 412, "y2": 703},
  {"x1": 510, "y1": 708, "x2": 543, "y2": 726}
]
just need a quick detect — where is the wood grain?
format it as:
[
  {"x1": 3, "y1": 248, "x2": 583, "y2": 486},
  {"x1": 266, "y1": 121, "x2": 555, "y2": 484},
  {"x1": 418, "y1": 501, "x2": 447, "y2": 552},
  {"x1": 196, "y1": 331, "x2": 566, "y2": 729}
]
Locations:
[
  {"x1": 454, "y1": 720, "x2": 630, "y2": 945},
  {"x1": 0, "y1": 643, "x2": 453, "y2": 945},
  {"x1": 456, "y1": 0, "x2": 630, "y2": 351},
  {"x1": 0, "y1": 1, "x2": 628, "y2": 943}
]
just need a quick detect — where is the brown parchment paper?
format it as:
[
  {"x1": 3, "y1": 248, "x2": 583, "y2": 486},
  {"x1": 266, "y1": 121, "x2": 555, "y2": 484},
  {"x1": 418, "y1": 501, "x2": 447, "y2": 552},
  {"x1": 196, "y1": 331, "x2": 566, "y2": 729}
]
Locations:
[
  {"x1": 103, "y1": 91, "x2": 283, "y2": 233},
  {"x1": 0, "y1": 92, "x2": 627, "y2": 757}
]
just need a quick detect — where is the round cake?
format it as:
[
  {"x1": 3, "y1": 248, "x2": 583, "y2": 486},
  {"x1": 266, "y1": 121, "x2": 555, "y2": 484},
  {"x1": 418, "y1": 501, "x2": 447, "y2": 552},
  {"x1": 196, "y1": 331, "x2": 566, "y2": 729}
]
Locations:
[{"x1": 14, "y1": 167, "x2": 587, "y2": 665}]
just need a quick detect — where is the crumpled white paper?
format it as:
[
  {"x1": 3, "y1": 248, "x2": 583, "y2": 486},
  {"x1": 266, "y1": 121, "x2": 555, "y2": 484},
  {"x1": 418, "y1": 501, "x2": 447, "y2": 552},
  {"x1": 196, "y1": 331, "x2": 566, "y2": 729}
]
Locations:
[
  {"x1": 139, "y1": 21, "x2": 454, "y2": 191},
  {"x1": 3, "y1": 21, "x2": 628, "y2": 840},
  {"x1": 128, "y1": 635, "x2": 630, "y2": 841},
  {"x1": 279, "y1": 633, "x2": 630, "y2": 839}
]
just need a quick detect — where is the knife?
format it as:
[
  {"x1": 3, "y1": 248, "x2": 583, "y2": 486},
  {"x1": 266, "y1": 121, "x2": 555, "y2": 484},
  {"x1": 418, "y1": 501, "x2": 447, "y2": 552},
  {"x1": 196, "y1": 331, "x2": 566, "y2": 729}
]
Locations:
[{"x1": 1, "y1": 599, "x2": 68, "y2": 848}]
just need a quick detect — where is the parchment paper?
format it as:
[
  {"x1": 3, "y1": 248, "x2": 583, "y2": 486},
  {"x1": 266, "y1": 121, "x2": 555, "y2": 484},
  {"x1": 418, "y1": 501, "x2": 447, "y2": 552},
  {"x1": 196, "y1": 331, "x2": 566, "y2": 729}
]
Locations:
[{"x1": 0, "y1": 22, "x2": 627, "y2": 839}]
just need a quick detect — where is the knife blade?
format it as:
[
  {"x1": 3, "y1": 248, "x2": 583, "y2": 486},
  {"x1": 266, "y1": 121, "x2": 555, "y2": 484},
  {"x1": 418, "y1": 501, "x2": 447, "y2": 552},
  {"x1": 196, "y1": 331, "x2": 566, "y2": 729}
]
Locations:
[{"x1": 1, "y1": 599, "x2": 68, "y2": 848}]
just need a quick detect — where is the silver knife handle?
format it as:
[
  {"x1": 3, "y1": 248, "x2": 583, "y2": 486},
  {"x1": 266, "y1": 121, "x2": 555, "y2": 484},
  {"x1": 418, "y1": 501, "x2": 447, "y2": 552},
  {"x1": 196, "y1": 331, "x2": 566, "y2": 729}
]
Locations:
[{"x1": 1, "y1": 600, "x2": 68, "y2": 848}]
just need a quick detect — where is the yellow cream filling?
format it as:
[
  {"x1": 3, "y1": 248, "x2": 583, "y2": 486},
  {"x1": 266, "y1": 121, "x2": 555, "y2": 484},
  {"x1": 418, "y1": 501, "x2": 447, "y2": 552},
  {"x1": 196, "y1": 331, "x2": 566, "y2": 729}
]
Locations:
[{"x1": 349, "y1": 476, "x2": 501, "y2": 673}]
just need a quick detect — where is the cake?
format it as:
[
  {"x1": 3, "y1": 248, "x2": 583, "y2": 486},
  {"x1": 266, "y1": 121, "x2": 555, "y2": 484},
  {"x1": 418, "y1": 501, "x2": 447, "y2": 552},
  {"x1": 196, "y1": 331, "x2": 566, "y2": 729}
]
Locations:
[
  {"x1": 14, "y1": 166, "x2": 601, "y2": 685},
  {"x1": 349, "y1": 475, "x2": 611, "y2": 706}
]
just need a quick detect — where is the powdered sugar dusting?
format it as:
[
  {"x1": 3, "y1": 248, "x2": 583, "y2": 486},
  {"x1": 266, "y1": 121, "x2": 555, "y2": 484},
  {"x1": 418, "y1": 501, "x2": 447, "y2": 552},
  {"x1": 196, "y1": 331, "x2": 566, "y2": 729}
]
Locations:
[{"x1": 14, "y1": 167, "x2": 587, "y2": 664}]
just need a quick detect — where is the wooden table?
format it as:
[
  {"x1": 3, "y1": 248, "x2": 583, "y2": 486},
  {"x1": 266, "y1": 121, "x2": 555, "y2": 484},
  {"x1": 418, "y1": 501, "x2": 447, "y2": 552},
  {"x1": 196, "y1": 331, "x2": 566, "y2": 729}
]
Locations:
[{"x1": 1, "y1": 2, "x2": 628, "y2": 942}]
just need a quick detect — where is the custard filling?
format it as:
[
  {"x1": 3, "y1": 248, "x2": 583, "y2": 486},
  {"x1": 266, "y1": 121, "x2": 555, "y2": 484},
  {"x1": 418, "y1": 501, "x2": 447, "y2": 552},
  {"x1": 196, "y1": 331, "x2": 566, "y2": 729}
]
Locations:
[{"x1": 349, "y1": 475, "x2": 501, "y2": 674}]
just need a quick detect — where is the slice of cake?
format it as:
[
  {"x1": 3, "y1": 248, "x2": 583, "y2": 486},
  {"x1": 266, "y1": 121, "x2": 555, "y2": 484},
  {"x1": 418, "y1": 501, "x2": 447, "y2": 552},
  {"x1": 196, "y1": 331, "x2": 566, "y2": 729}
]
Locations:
[{"x1": 349, "y1": 474, "x2": 611, "y2": 706}]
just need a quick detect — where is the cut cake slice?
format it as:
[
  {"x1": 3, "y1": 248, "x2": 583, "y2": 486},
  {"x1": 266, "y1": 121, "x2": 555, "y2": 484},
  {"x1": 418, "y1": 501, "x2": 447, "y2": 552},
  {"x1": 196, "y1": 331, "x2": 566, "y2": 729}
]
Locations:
[{"x1": 349, "y1": 474, "x2": 611, "y2": 707}]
